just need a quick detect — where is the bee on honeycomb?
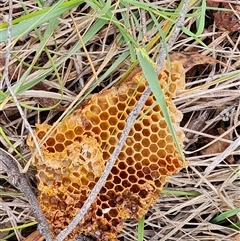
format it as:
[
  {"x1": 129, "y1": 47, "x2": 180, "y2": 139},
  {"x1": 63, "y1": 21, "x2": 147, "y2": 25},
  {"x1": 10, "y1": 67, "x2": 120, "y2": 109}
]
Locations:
[{"x1": 27, "y1": 61, "x2": 186, "y2": 240}]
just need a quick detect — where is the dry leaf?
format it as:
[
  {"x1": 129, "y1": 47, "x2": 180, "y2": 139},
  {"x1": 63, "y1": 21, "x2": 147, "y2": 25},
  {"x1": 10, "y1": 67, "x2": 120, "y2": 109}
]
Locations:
[
  {"x1": 207, "y1": 2, "x2": 240, "y2": 32},
  {"x1": 200, "y1": 128, "x2": 234, "y2": 163},
  {"x1": 169, "y1": 52, "x2": 230, "y2": 71}
]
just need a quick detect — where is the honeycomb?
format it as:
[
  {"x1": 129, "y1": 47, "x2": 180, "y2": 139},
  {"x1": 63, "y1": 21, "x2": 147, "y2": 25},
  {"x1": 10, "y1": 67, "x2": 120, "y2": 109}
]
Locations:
[{"x1": 27, "y1": 61, "x2": 186, "y2": 241}]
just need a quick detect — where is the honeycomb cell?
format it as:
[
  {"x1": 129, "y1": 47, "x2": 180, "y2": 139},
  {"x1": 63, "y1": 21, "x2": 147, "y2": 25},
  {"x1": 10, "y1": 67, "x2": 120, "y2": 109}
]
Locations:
[
  {"x1": 65, "y1": 130, "x2": 75, "y2": 140},
  {"x1": 55, "y1": 143, "x2": 64, "y2": 152},
  {"x1": 118, "y1": 162, "x2": 127, "y2": 170},
  {"x1": 100, "y1": 112, "x2": 109, "y2": 121},
  {"x1": 90, "y1": 105, "x2": 101, "y2": 114},
  {"x1": 37, "y1": 131, "x2": 46, "y2": 139},
  {"x1": 46, "y1": 137, "x2": 55, "y2": 146},
  {"x1": 150, "y1": 134, "x2": 158, "y2": 143},
  {"x1": 129, "y1": 175, "x2": 137, "y2": 183},
  {"x1": 74, "y1": 126, "x2": 83, "y2": 135},
  {"x1": 130, "y1": 184, "x2": 140, "y2": 193},
  {"x1": 27, "y1": 61, "x2": 186, "y2": 241},
  {"x1": 108, "y1": 106, "x2": 118, "y2": 116},
  {"x1": 127, "y1": 166, "x2": 136, "y2": 175}
]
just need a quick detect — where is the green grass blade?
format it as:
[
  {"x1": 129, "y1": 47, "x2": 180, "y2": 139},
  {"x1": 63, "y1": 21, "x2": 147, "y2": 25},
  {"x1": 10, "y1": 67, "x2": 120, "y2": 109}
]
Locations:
[
  {"x1": 0, "y1": 0, "x2": 81, "y2": 41},
  {"x1": 136, "y1": 48, "x2": 186, "y2": 165},
  {"x1": 137, "y1": 216, "x2": 145, "y2": 241},
  {"x1": 195, "y1": 0, "x2": 206, "y2": 36},
  {"x1": 211, "y1": 208, "x2": 240, "y2": 224}
]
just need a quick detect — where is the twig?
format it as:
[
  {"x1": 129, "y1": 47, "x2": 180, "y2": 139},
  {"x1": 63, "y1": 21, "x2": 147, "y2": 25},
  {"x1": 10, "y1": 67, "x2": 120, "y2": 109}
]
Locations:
[
  {"x1": 156, "y1": 0, "x2": 190, "y2": 74},
  {"x1": 0, "y1": 148, "x2": 53, "y2": 241},
  {"x1": 55, "y1": 1, "x2": 190, "y2": 240},
  {"x1": 1, "y1": 0, "x2": 45, "y2": 172}
]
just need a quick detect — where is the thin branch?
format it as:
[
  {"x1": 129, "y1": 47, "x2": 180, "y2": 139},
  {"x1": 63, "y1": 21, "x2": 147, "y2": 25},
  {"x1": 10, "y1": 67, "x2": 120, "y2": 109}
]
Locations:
[
  {"x1": 0, "y1": 148, "x2": 53, "y2": 241},
  {"x1": 156, "y1": 0, "x2": 191, "y2": 74},
  {"x1": 55, "y1": 1, "x2": 190, "y2": 240},
  {"x1": 1, "y1": 0, "x2": 45, "y2": 171}
]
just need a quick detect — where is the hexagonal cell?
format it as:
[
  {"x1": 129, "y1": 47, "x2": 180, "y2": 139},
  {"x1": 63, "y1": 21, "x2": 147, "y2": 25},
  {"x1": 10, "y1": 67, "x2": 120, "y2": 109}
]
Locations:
[
  {"x1": 157, "y1": 149, "x2": 166, "y2": 158},
  {"x1": 142, "y1": 138, "x2": 150, "y2": 148},
  {"x1": 142, "y1": 148, "x2": 150, "y2": 157},
  {"x1": 129, "y1": 175, "x2": 137, "y2": 183},
  {"x1": 154, "y1": 179, "x2": 162, "y2": 188},
  {"x1": 108, "y1": 106, "x2": 118, "y2": 116},
  {"x1": 108, "y1": 208, "x2": 118, "y2": 218},
  {"x1": 74, "y1": 126, "x2": 83, "y2": 135},
  {"x1": 99, "y1": 122, "x2": 109, "y2": 131},
  {"x1": 109, "y1": 136, "x2": 117, "y2": 146},
  {"x1": 100, "y1": 112, "x2": 109, "y2": 121},
  {"x1": 46, "y1": 137, "x2": 55, "y2": 147},
  {"x1": 86, "y1": 172, "x2": 95, "y2": 181},
  {"x1": 117, "y1": 122, "x2": 125, "y2": 131},
  {"x1": 119, "y1": 93, "x2": 128, "y2": 102},
  {"x1": 127, "y1": 166, "x2": 136, "y2": 175},
  {"x1": 145, "y1": 175, "x2": 152, "y2": 181},
  {"x1": 143, "y1": 167, "x2": 150, "y2": 174},
  {"x1": 106, "y1": 190, "x2": 115, "y2": 199},
  {"x1": 133, "y1": 143, "x2": 142, "y2": 152},
  {"x1": 72, "y1": 182, "x2": 80, "y2": 189},
  {"x1": 109, "y1": 117, "x2": 117, "y2": 125},
  {"x1": 37, "y1": 131, "x2": 46, "y2": 139},
  {"x1": 150, "y1": 124, "x2": 158, "y2": 132},
  {"x1": 149, "y1": 164, "x2": 158, "y2": 171},
  {"x1": 115, "y1": 185, "x2": 124, "y2": 192},
  {"x1": 150, "y1": 134, "x2": 158, "y2": 143},
  {"x1": 158, "y1": 159, "x2": 167, "y2": 167},
  {"x1": 118, "y1": 152, "x2": 126, "y2": 161},
  {"x1": 119, "y1": 171, "x2": 128, "y2": 179},
  {"x1": 149, "y1": 154, "x2": 158, "y2": 163},
  {"x1": 167, "y1": 164, "x2": 175, "y2": 172},
  {"x1": 133, "y1": 123, "x2": 141, "y2": 132},
  {"x1": 100, "y1": 131, "x2": 109, "y2": 141},
  {"x1": 151, "y1": 114, "x2": 159, "y2": 122},
  {"x1": 142, "y1": 118, "x2": 151, "y2": 127},
  {"x1": 62, "y1": 177, "x2": 71, "y2": 186},
  {"x1": 55, "y1": 143, "x2": 64, "y2": 152},
  {"x1": 127, "y1": 98, "x2": 136, "y2": 107},
  {"x1": 166, "y1": 144, "x2": 174, "y2": 153},
  {"x1": 90, "y1": 105, "x2": 101, "y2": 114},
  {"x1": 108, "y1": 200, "x2": 116, "y2": 208},
  {"x1": 80, "y1": 177, "x2": 89, "y2": 186},
  {"x1": 122, "y1": 180, "x2": 131, "y2": 188},
  {"x1": 126, "y1": 147, "x2": 134, "y2": 156},
  {"x1": 97, "y1": 98, "x2": 108, "y2": 111},
  {"x1": 133, "y1": 153, "x2": 142, "y2": 161},
  {"x1": 142, "y1": 129, "x2": 150, "y2": 136},
  {"x1": 142, "y1": 159, "x2": 150, "y2": 166},
  {"x1": 151, "y1": 171, "x2": 160, "y2": 179},
  {"x1": 145, "y1": 97, "x2": 153, "y2": 106},
  {"x1": 65, "y1": 130, "x2": 75, "y2": 140},
  {"x1": 134, "y1": 162, "x2": 142, "y2": 170},
  {"x1": 92, "y1": 126, "x2": 101, "y2": 135},
  {"x1": 111, "y1": 166, "x2": 119, "y2": 175},
  {"x1": 159, "y1": 121, "x2": 167, "y2": 129},
  {"x1": 100, "y1": 194, "x2": 109, "y2": 202},
  {"x1": 137, "y1": 170, "x2": 144, "y2": 178},
  {"x1": 172, "y1": 158, "x2": 182, "y2": 168},
  {"x1": 166, "y1": 135, "x2": 173, "y2": 143},
  {"x1": 64, "y1": 140, "x2": 73, "y2": 147},
  {"x1": 139, "y1": 189, "x2": 148, "y2": 198},
  {"x1": 113, "y1": 176, "x2": 121, "y2": 185},
  {"x1": 118, "y1": 161, "x2": 127, "y2": 170},
  {"x1": 149, "y1": 144, "x2": 158, "y2": 153},
  {"x1": 89, "y1": 115, "x2": 101, "y2": 125},
  {"x1": 157, "y1": 139, "x2": 167, "y2": 149},
  {"x1": 105, "y1": 181, "x2": 114, "y2": 190},
  {"x1": 126, "y1": 157, "x2": 134, "y2": 166}
]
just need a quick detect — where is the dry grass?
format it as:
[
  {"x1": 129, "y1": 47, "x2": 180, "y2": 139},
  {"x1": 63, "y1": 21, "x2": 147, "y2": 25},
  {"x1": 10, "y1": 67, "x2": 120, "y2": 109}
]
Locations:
[{"x1": 0, "y1": 0, "x2": 240, "y2": 240}]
